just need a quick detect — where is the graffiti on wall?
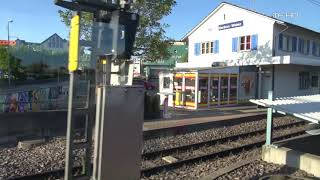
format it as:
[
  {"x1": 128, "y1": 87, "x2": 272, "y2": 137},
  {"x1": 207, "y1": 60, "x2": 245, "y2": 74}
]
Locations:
[
  {"x1": 4, "y1": 93, "x2": 18, "y2": 112},
  {"x1": 0, "y1": 81, "x2": 88, "y2": 113}
]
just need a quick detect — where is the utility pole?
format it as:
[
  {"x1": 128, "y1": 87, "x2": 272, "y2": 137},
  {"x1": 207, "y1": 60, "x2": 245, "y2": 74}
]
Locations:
[{"x1": 7, "y1": 19, "x2": 13, "y2": 87}]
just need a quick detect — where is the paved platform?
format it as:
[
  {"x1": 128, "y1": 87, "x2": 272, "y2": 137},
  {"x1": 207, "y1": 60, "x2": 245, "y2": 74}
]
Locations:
[
  {"x1": 262, "y1": 135, "x2": 320, "y2": 177},
  {"x1": 143, "y1": 105, "x2": 266, "y2": 131}
]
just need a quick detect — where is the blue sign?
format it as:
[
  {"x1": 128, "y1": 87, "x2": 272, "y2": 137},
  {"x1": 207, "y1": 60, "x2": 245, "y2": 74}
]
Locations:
[{"x1": 219, "y1": 21, "x2": 243, "y2": 31}]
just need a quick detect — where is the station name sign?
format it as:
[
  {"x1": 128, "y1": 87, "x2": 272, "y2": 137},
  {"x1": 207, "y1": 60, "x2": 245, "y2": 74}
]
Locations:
[{"x1": 218, "y1": 20, "x2": 243, "y2": 31}]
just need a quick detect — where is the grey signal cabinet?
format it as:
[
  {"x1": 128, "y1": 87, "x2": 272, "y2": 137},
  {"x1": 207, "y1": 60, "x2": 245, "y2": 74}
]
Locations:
[{"x1": 98, "y1": 86, "x2": 144, "y2": 180}]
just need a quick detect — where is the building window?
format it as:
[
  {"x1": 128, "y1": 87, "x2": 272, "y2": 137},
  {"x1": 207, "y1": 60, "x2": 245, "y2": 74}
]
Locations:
[
  {"x1": 299, "y1": 72, "x2": 310, "y2": 90},
  {"x1": 240, "y1": 35, "x2": 251, "y2": 51},
  {"x1": 200, "y1": 41, "x2": 217, "y2": 54},
  {"x1": 299, "y1": 39, "x2": 310, "y2": 54},
  {"x1": 206, "y1": 42, "x2": 210, "y2": 54},
  {"x1": 246, "y1": 35, "x2": 251, "y2": 50},
  {"x1": 282, "y1": 35, "x2": 294, "y2": 52},
  {"x1": 201, "y1": 43, "x2": 206, "y2": 54},
  {"x1": 282, "y1": 35, "x2": 288, "y2": 51},
  {"x1": 210, "y1": 42, "x2": 214, "y2": 53},
  {"x1": 311, "y1": 75, "x2": 319, "y2": 87},
  {"x1": 201, "y1": 42, "x2": 210, "y2": 54},
  {"x1": 163, "y1": 77, "x2": 170, "y2": 89},
  {"x1": 312, "y1": 42, "x2": 320, "y2": 57}
]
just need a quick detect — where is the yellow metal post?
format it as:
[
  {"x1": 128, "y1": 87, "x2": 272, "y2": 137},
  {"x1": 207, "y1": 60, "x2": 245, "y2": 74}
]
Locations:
[
  {"x1": 68, "y1": 14, "x2": 80, "y2": 72},
  {"x1": 65, "y1": 13, "x2": 80, "y2": 180}
]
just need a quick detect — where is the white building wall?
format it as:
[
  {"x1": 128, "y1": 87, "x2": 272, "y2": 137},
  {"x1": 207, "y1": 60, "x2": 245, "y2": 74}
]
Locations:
[
  {"x1": 173, "y1": 3, "x2": 320, "y2": 104},
  {"x1": 186, "y1": 4, "x2": 275, "y2": 68},
  {"x1": 274, "y1": 64, "x2": 320, "y2": 98}
]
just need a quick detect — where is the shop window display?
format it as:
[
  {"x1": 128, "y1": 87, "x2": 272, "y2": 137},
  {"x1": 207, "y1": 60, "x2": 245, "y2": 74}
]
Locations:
[
  {"x1": 220, "y1": 76, "x2": 229, "y2": 103},
  {"x1": 199, "y1": 78, "x2": 208, "y2": 104},
  {"x1": 230, "y1": 76, "x2": 238, "y2": 101},
  {"x1": 210, "y1": 76, "x2": 219, "y2": 104}
]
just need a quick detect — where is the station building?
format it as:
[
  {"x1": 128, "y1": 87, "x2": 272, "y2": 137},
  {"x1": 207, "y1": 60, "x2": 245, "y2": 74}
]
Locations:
[{"x1": 159, "y1": 2, "x2": 320, "y2": 109}]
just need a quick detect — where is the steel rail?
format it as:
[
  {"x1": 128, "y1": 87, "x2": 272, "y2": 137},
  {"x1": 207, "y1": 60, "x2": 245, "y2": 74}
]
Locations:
[
  {"x1": 142, "y1": 121, "x2": 305, "y2": 159},
  {"x1": 141, "y1": 129, "x2": 306, "y2": 176}
]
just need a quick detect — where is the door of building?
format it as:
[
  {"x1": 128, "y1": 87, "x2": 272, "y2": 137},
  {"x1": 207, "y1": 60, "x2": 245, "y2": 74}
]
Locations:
[{"x1": 261, "y1": 73, "x2": 272, "y2": 99}]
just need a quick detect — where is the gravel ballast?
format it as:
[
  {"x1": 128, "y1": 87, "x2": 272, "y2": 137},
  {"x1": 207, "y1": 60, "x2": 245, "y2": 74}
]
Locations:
[
  {"x1": 143, "y1": 116, "x2": 300, "y2": 153},
  {"x1": 0, "y1": 116, "x2": 307, "y2": 179},
  {"x1": 216, "y1": 160, "x2": 315, "y2": 180}
]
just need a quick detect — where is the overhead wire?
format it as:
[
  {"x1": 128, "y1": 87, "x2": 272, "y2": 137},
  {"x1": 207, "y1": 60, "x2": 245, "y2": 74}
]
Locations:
[{"x1": 305, "y1": 0, "x2": 320, "y2": 7}]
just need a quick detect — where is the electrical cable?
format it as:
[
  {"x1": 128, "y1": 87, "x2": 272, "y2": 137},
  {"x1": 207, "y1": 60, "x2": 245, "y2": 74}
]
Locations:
[{"x1": 305, "y1": 0, "x2": 320, "y2": 7}]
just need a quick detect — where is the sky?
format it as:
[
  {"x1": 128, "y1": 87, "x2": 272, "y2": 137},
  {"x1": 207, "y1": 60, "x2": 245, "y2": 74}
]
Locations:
[{"x1": 0, "y1": 0, "x2": 320, "y2": 43}]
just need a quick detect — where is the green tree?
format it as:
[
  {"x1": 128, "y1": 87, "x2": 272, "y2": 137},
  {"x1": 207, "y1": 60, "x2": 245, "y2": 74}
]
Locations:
[
  {"x1": 13, "y1": 45, "x2": 70, "y2": 80},
  {"x1": 0, "y1": 47, "x2": 26, "y2": 80},
  {"x1": 58, "y1": 0, "x2": 176, "y2": 62},
  {"x1": 180, "y1": 52, "x2": 188, "y2": 63}
]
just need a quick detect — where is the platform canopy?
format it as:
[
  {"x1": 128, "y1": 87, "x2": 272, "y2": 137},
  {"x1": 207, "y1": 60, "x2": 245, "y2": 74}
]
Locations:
[{"x1": 250, "y1": 94, "x2": 320, "y2": 124}]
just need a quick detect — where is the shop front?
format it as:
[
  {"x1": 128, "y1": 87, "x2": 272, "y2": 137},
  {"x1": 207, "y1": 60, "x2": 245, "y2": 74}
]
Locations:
[{"x1": 162, "y1": 67, "x2": 239, "y2": 110}]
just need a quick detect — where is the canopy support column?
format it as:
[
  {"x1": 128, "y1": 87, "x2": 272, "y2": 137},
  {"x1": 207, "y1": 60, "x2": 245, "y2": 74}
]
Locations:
[
  {"x1": 194, "y1": 72, "x2": 199, "y2": 110},
  {"x1": 266, "y1": 90, "x2": 274, "y2": 145},
  {"x1": 208, "y1": 74, "x2": 211, "y2": 108}
]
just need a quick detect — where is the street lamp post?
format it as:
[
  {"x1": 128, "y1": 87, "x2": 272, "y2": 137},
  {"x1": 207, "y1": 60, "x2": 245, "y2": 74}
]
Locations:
[{"x1": 7, "y1": 19, "x2": 13, "y2": 87}]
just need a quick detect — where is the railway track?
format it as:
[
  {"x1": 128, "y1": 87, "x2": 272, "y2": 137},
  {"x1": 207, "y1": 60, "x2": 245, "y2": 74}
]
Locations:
[
  {"x1": 142, "y1": 120, "x2": 305, "y2": 158},
  {"x1": 8, "y1": 121, "x2": 307, "y2": 180},
  {"x1": 141, "y1": 123, "x2": 307, "y2": 176}
]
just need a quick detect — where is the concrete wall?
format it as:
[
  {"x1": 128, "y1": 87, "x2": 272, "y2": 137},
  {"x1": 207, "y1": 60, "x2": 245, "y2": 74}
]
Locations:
[
  {"x1": 186, "y1": 3, "x2": 275, "y2": 68},
  {"x1": 0, "y1": 111, "x2": 87, "y2": 144},
  {"x1": 262, "y1": 145, "x2": 320, "y2": 177}
]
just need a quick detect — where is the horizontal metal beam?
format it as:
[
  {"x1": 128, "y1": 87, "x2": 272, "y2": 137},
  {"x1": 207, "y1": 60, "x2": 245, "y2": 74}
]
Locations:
[{"x1": 54, "y1": 0, "x2": 119, "y2": 12}]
